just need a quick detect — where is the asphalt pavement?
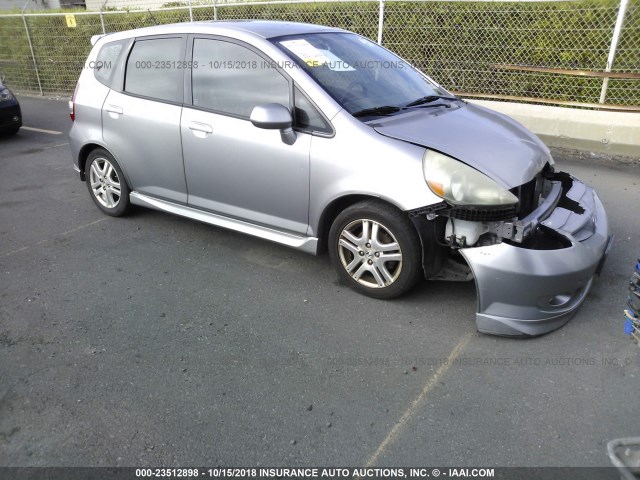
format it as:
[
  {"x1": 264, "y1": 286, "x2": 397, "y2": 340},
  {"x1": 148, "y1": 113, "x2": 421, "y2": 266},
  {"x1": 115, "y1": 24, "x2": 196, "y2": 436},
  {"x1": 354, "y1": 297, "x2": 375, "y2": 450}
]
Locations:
[{"x1": 1, "y1": 95, "x2": 639, "y2": 472}]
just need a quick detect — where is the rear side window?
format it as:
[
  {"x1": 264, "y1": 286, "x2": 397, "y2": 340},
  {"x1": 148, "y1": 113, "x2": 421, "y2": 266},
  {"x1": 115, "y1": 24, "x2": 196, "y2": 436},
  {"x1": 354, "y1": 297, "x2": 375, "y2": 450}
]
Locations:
[
  {"x1": 94, "y1": 39, "x2": 128, "y2": 88},
  {"x1": 125, "y1": 37, "x2": 183, "y2": 103},
  {"x1": 191, "y1": 38, "x2": 289, "y2": 118}
]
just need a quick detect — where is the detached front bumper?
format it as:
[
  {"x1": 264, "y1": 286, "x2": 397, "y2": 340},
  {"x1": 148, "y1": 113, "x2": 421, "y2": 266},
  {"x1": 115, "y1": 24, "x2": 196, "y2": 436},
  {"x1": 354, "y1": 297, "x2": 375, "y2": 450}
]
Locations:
[{"x1": 460, "y1": 174, "x2": 611, "y2": 337}]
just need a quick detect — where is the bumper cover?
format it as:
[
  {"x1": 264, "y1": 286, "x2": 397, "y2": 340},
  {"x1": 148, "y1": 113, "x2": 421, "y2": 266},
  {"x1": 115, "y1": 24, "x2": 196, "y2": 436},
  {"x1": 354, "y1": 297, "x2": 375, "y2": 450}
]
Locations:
[
  {"x1": 0, "y1": 103, "x2": 22, "y2": 130},
  {"x1": 460, "y1": 174, "x2": 611, "y2": 337}
]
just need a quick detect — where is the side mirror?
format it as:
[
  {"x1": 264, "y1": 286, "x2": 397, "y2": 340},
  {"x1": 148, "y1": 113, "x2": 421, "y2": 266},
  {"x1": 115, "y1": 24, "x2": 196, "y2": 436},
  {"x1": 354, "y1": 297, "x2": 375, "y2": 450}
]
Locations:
[{"x1": 250, "y1": 103, "x2": 296, "y2": 145}]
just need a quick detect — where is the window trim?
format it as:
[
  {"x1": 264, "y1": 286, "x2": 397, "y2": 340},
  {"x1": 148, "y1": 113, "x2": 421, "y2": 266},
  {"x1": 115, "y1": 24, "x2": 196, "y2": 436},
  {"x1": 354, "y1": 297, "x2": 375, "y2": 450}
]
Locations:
[
  {"x1": 186, "y1": 34, "x2": 294, "y2": 122},
  {"x1": 93, "y1": 38, "x2": 131, "y2": 89},
  {"x1": 121, "y1": 34, "x2": 187, "y2": 107},
  {"x1": 292, "y1": 84, "x2": 334, "y2": 138},
  {"x1": 185, "y1": 34, "x2": 334, "y2": 137}
]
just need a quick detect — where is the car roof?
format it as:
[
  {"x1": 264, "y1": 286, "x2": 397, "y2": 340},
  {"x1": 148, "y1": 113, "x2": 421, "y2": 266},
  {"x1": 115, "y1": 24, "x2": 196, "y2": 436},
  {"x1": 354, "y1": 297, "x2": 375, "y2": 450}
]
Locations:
[
  {"x1": 98, "y1": 20, "x2": 346, "y2": 43},
  {"x1": 203, "y1": 20, "x2": 345, "y2": 38}
]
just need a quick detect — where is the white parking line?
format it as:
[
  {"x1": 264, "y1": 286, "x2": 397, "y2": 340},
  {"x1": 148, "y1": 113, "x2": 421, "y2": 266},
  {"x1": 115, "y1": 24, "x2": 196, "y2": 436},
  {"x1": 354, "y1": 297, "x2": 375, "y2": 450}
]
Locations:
[
  {"x1": 3, "y1": 218, "x2": 107, "y2": 257},
  {"x1": 21, "y1": 126, "x2": 63, "y2": 135},
  {"x1": 363, "y1": 331, "x2": 473, "y2": 468}
]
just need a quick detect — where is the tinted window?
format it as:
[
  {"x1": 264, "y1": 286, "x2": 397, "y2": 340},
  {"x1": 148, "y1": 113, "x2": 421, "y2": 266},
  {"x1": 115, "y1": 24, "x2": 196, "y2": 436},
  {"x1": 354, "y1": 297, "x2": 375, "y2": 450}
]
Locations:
[
  {"x1": 125, "y1": 37, "x2": 183, "y2": 103},
  {"x1": 192, "y1": 39, "x2": 289, "y2": 118},
  {"x1": 94, "y1": 39, "x2": 127, "y2": 87},
  {"x1": 294, "y1": 86, "x2": 331, "y2": 134}
]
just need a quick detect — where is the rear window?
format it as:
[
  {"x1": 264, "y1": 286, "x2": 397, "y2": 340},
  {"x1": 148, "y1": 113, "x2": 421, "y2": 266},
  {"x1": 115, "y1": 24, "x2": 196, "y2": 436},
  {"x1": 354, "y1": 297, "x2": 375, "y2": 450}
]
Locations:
[{"x1": 93, "y1": 39, "x2": 128, "y2": 88}]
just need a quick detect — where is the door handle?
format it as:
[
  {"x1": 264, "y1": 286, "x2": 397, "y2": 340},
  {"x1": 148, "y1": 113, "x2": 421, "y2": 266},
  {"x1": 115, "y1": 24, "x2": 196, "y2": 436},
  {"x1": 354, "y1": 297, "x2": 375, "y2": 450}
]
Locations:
[
  {"x1": 106, "y1": 104, "x2": 123, "y2": 115},
  {"x1": 188, "y1": 121, "x2": 213, "y2": 134}
]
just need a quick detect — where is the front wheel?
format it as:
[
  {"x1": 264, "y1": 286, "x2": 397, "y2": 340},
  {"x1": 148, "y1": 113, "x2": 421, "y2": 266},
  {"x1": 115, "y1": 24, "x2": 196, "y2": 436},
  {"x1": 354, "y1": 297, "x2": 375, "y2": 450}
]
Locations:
[
  {"x1": 85, "y1": 148, "x2": 131, "y2": 217},
  {"x1": 328, "y1": 200, "x2": 423, "y2": 299}
]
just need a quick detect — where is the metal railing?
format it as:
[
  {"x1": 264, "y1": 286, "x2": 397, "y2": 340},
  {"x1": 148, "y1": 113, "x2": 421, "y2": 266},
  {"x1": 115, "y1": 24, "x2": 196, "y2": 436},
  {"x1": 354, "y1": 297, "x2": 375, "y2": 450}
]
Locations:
[{"x1": 0, "y1": 0, "x2": 638, "y2": 109}]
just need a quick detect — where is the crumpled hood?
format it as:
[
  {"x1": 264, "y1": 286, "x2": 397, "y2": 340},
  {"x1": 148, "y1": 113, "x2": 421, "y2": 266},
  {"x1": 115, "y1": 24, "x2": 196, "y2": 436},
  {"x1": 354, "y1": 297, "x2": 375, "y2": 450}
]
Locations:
[{"x1": 372, "y1": 102, "x2": 551, "y2": 188}]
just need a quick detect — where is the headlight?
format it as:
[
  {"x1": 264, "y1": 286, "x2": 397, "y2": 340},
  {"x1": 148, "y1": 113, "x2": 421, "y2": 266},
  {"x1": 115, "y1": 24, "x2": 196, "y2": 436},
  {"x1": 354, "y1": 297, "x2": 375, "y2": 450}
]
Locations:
[
  {"x1": 423, "y1": 150, "x2": 518, "y2": 206},
  {"x1": 0, "y1": 88, "x2": 15, "y2": 102}
]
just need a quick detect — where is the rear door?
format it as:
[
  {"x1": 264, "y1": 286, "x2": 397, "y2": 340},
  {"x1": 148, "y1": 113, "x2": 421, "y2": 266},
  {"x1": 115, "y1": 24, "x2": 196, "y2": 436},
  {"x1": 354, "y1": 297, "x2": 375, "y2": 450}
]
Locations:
[
  {"x1": 102, "y1": 35, "x2": 188, "y2": 203},
  {"x1": 181, "y1": 36, "x2": 311, "y2": 234}
]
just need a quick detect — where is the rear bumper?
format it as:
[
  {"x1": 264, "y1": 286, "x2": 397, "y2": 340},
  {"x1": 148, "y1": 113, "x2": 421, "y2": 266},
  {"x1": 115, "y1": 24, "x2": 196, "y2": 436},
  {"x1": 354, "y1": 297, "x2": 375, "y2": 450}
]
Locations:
[
  {"x1": 460, "y1": 174, "x2": 611, "y2": 337},
  {"x1": 69, "y1": 123, "x2": 84, "y2": 175}
]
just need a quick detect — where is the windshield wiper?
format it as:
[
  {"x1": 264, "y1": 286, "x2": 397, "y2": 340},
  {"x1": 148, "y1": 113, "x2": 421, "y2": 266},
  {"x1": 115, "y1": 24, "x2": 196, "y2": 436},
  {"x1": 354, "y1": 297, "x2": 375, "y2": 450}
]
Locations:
[
  {"x1": 404, "y1": 95, "x2": 457, "y2": 108},
  {"x1": 352, "y1": 105, "x2": 402, "y2": 118},
  {"x1": 353, "y1": 97, "x2": 457, "y2": 118}
]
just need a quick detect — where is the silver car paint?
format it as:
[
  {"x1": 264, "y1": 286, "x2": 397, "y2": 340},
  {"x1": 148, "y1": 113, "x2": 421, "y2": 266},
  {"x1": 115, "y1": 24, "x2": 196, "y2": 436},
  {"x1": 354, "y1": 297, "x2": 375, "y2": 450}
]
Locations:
[
  {"x1": 461, "y1": 177, "x2": 610, "y2": 336},
  {"x1": 103, "y1": 90, "x2": 188, "y2": 203},
  {"x1": 70, "y1": 20, "x2": 611, "y2": 337},
  {"x1": 68, "y1": 74, "x2": 110, "y2": 165},
  {"x1": 373, "y1": 102, "x2": 551, "y2": 189},
  {"x1": 181, "y1": 106, "x2": 312, "y2": 234},
  {"x1": 129, "y1": 191, "x2": 319, "y2": 253},
  {"x1": 306, "y1": 110, "x2": 439, "y2": 237}
]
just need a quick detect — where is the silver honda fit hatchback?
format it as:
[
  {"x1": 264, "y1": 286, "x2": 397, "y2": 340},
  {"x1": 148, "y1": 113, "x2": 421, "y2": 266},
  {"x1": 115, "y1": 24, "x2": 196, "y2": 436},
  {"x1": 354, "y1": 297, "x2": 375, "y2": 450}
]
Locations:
[{"x1": 69, "y1": 20, "x2": 612, "y2": 336}]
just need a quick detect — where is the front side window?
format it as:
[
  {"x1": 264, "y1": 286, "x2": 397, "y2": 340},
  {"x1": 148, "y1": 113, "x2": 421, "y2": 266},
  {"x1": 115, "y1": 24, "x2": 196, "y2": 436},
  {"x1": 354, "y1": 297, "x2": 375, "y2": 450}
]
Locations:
[
  {"x1": 293, "y1": 86, "x2": 331, "y2": 134},
  {"x1": 274, "y1": 33, "x2": 453, "y2": 117},
  {"x1": 125, "y1": 37, "x2": 183, "y2": 103},
  {"x1": 191, "y1": 39, "x2": 289, "y2": 118}
]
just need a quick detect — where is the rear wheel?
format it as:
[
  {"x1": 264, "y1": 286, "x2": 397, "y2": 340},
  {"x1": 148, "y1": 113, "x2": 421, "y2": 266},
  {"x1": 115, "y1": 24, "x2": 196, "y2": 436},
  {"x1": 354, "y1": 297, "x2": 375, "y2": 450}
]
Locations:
[
  {"x1": 328, "y1": 200, "x2": 423, "y2": 299},
  {"x1": 85, "y1": 148, "x2": 130, "y2": 217}
]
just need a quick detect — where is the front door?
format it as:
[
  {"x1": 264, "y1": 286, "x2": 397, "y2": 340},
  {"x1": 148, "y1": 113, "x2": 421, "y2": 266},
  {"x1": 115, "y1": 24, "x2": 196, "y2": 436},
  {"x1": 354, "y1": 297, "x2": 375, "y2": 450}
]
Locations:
[{"x1": 181, "y1": 37, "x2": 311, "y2": 235}]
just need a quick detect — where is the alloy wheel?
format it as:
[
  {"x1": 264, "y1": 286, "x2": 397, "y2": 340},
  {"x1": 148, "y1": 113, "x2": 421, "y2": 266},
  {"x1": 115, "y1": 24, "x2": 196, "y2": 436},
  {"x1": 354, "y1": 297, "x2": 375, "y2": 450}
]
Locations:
[
  {"x1": 89, "y1": 157, "x2": 121, "y2": 209},
  {"x1": 337, "y1": 218, "x2": 403, "y2": 288}
]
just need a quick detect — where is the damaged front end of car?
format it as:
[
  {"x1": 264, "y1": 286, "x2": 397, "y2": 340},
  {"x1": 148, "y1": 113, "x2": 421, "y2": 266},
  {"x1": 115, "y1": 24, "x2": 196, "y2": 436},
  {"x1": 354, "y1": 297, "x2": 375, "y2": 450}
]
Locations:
[{"x1": 410, "y1": 151, "x2": 612, "y2": 337}]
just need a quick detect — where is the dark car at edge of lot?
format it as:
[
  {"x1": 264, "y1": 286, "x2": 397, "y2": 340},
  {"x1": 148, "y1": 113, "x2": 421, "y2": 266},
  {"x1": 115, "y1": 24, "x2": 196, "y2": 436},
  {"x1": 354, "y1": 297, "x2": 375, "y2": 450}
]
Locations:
[{"x1": 0, "y1": 79, "x2": 22, "y2": 135}]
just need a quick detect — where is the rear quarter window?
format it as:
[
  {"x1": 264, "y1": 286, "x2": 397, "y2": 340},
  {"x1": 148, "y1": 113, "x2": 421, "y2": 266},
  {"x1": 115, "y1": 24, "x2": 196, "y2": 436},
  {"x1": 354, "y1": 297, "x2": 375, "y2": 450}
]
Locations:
[{"x1": 93, "y1": 39, "x2": 128, "y2": 88}]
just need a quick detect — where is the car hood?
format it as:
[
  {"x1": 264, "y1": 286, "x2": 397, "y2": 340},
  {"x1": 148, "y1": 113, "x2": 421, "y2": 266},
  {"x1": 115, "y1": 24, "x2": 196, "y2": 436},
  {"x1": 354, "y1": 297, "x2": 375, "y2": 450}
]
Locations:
[{"x1": 372, "y1": 102, "x2": 551, "y2": 188}]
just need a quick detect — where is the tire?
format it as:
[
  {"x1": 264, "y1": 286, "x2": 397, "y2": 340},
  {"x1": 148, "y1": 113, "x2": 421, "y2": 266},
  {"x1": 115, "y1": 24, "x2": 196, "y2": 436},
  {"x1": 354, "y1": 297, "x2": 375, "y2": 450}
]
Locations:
[
  {"x1": 85, "y1": 148, "x2": 131, "y2": 217},
  {"x1": 0, "y1": 126, "x2": 19, "y2": 136},
  {"x1": 328, "y1": 200, "x2": 423, "y2": 299}
]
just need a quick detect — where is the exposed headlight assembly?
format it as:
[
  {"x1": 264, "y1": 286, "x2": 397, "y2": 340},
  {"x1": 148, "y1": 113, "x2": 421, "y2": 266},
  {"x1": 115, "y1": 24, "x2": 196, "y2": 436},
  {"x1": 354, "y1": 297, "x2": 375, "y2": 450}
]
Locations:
[
  {"x1": 0, "y1": 88, "x2": 15, "y2": 102},
  {"x1": 423, "y1": 149, "x2": 518, "y2": 206}
]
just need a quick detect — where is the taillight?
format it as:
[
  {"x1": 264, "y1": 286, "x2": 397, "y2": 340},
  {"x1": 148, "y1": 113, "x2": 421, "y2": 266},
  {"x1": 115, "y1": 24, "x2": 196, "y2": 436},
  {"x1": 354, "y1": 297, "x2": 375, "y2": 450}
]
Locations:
[{"x1": 69, "y1": 82, "x2": 79, "y2": 121}]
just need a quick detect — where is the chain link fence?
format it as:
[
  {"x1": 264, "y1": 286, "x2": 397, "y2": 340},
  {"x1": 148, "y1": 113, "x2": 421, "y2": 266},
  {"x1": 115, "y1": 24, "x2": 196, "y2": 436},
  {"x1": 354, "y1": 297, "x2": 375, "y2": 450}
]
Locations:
[{"x1": 0, "y1": 0, "x2": 638, "y2": 108}]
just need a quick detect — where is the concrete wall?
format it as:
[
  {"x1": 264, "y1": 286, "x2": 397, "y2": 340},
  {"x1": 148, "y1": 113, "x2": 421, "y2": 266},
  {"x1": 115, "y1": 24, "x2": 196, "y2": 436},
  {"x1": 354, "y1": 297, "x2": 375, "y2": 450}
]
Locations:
[
  {"x1": 0, "y1": 0, "x2": 80, "y2": 10},
  {"x1": 470, "y1": 100, "x2": 640, "y2": 158},
  {"x1": 0, "y1": 0, "x2": 42, "y2": 10},
  {"x1": 85, "y1": 0, "x2": 171, "y2": 10}
]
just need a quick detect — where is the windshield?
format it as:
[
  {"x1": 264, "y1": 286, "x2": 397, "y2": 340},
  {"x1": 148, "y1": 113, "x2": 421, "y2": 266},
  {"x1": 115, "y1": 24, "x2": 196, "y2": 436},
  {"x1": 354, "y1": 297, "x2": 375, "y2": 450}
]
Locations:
[{"x1": 273, "y1": 32, "x2": 453, "y2": 117}]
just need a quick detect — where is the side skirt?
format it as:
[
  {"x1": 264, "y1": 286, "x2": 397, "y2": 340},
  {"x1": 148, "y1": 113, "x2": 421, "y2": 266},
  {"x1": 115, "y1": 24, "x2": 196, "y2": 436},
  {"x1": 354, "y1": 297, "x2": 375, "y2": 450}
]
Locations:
[{"x1": 129, "y1": 191, "x2": 319, "y2": 255}]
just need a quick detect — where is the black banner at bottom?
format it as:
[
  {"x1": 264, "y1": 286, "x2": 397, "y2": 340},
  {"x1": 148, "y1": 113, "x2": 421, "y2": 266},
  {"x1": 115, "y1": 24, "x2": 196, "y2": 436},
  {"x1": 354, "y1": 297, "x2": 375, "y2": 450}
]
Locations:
[{"x1": 0, "y1": 467, "x2": 630, "y2": 480}]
